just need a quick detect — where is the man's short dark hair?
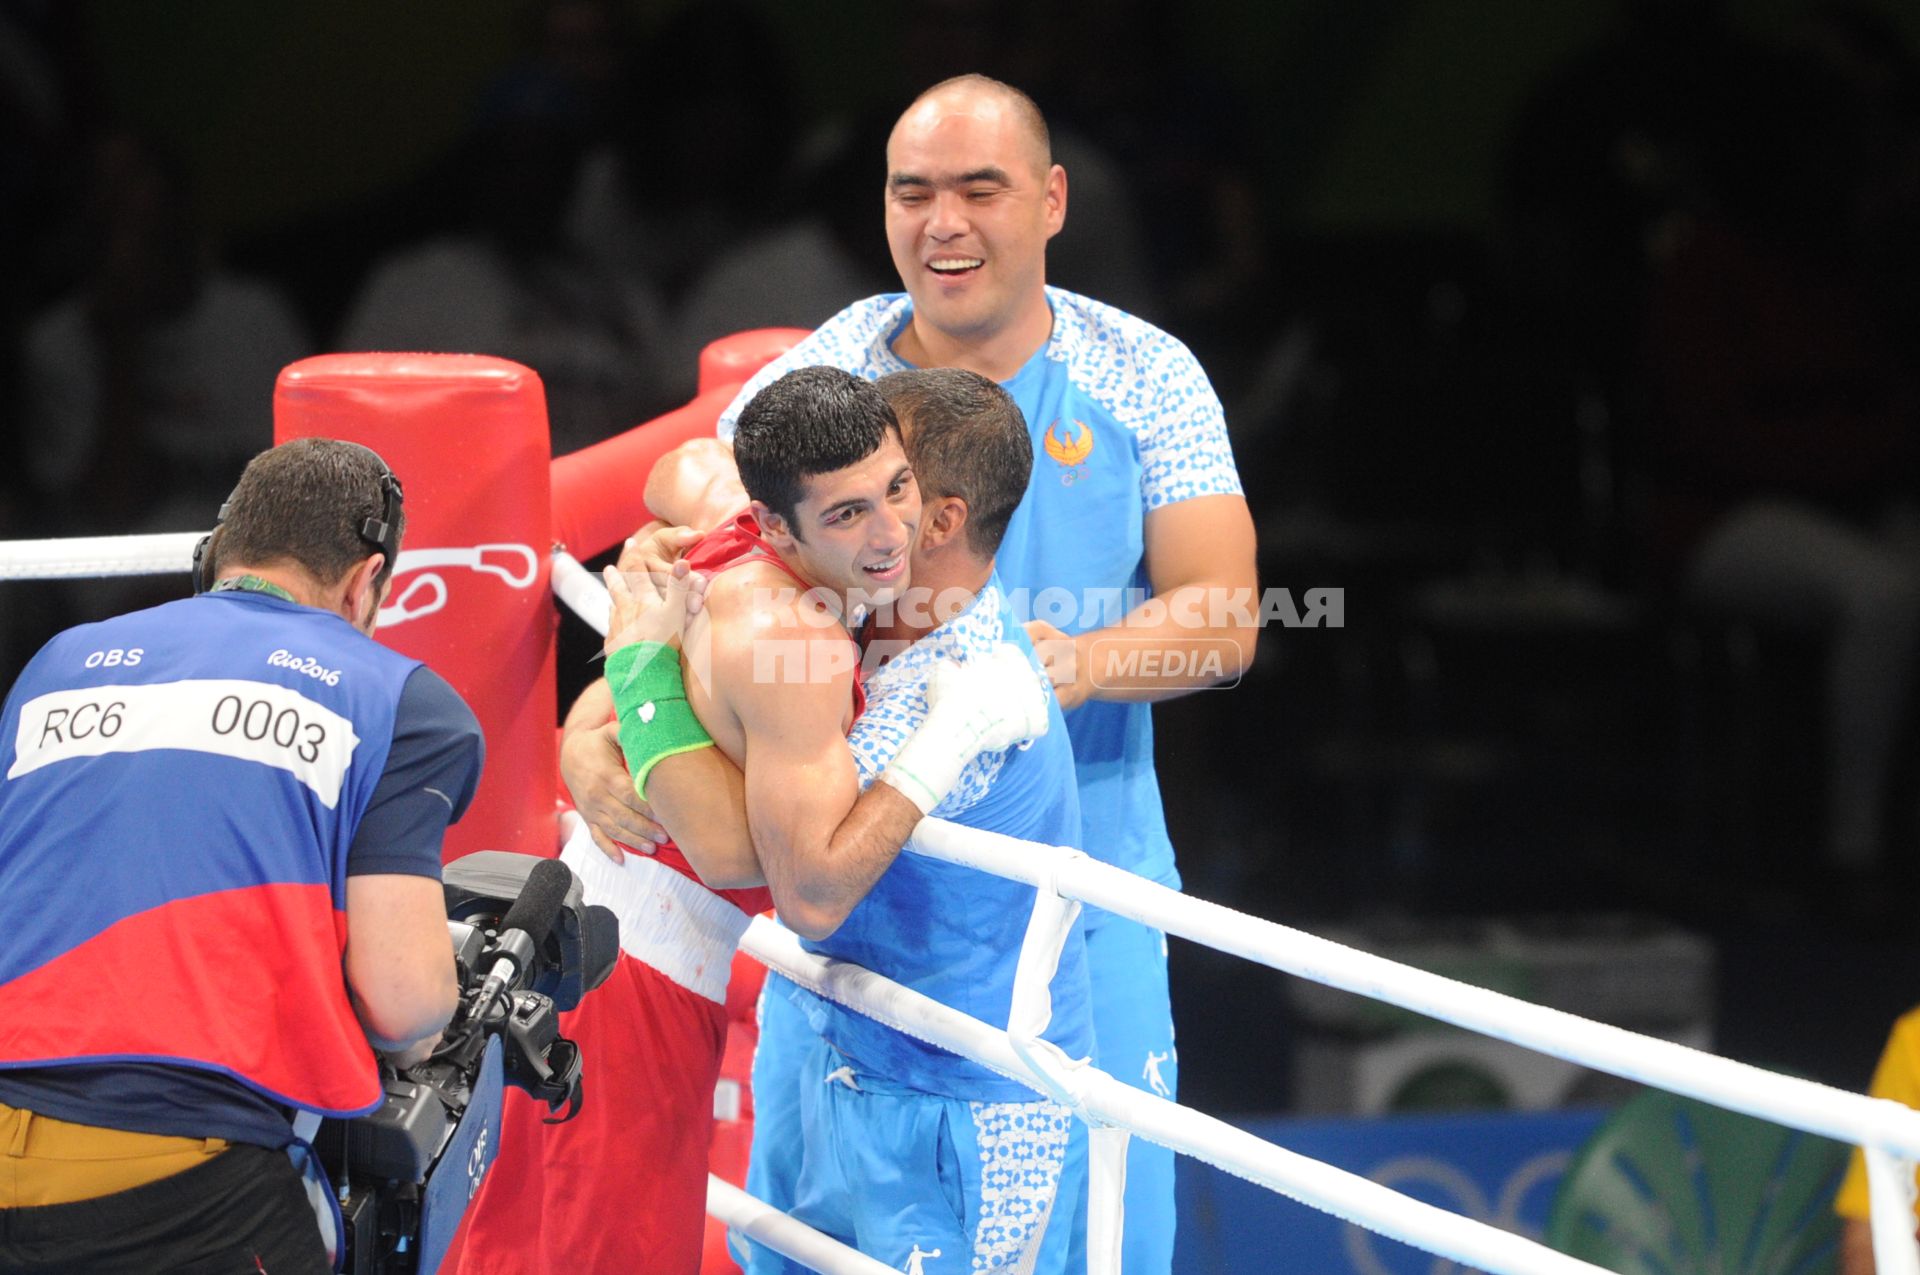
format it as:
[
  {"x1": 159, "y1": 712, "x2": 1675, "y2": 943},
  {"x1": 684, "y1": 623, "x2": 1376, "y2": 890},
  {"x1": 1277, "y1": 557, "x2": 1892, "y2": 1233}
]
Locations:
[
  {"x1": 208, "y1": 438, "x2": 406, "y2": 589},
  {"x1": 733, "y1": 366, "x2": 901, "y2": 536},
  {"x1": 877, "y1": 368, "x2": 1030, "y2": 558}
]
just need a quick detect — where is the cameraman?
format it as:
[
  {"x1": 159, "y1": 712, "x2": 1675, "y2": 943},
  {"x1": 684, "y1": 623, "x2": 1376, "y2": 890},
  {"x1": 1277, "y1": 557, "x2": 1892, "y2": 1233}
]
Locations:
[{"x1": 0, "y1": 438, "x2": 483, "y2": 1273}]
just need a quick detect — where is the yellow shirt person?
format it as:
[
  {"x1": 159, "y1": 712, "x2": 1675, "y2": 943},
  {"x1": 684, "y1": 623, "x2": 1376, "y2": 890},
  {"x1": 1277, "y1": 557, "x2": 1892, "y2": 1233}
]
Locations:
[{"x1": 1837, "y1": 1006, "x2": 1920, "y2": 1274}]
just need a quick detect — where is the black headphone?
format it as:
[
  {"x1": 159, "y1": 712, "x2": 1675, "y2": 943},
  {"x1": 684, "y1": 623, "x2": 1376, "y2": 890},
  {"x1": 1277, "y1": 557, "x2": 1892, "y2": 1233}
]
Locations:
[{"x1": 193, "y1": 443, "x2": 406, "y2": 594}]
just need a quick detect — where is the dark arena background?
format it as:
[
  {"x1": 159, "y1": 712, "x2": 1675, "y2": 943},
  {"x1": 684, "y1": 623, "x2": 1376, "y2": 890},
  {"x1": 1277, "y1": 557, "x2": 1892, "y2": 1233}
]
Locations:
[{"x1": 4, "y1": 1, "x2": 1919, "y2": 1269}]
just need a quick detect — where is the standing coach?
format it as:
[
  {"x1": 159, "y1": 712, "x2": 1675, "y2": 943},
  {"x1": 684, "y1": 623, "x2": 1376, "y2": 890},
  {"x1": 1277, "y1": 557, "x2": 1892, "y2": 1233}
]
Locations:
[{"x1": 701, "y1": 75, "x2": 1260, "y2": 1271}]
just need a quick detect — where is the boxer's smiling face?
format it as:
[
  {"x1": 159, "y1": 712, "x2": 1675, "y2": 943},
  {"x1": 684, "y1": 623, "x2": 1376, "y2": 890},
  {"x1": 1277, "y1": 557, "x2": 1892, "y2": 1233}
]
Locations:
[{"x1": 762, "y1": 433, "x2": 921, "y2": 614}]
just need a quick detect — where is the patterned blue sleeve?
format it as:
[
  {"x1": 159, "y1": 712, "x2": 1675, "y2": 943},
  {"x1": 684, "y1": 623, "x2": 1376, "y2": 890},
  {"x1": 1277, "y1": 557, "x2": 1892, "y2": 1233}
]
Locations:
[
  {"x1": 715, "y1": 333, "x2": 828, "y2": 442},
  {"x1": 844, "y1": 673, "x2": 916, "y2": 789},
  {"x1": 846, "y1": 658, "x2": 1006, "y2": 817},
  {"x1": 844, "y1": 598, "x2": 1016, "y2": 816},
  {"x1": 1137, "y1": 333, "x2": 1243, "y2": 510},
  {"x1": 714, "y1": 296, "x2": 906, "y2": 441}
]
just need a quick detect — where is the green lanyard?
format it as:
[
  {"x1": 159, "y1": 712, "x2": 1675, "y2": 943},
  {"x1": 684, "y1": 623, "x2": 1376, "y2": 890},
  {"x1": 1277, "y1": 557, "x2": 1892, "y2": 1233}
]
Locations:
[{"x1": 210, "y1": 575, "x2": 295, "y2": 603}]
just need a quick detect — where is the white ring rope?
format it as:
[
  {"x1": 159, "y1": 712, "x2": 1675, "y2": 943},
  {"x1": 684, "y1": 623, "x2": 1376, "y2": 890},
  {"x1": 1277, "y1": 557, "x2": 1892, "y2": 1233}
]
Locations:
[
  {"x1": 906, "y1": 819, "x2": 1920, "y2": 1163},
  {"x1": 908, "y1": 817, "x2": 1920, "y2": 1274},
  {"x1": 742, "y1": 916, "x2": 1613, "y2": 1275},
  {"x1": 0, "y1": 531, "x2": 204, "y2": 579},
  {"x1": 549, "y1": 549, "x2": 611, "y2": 635},
  {"x1": 706, "y1": 1176, "x2": 897, "y2": 1275},
  {"x1": 7, "y1": 532, "x2": 1917, "y2": 1274}
]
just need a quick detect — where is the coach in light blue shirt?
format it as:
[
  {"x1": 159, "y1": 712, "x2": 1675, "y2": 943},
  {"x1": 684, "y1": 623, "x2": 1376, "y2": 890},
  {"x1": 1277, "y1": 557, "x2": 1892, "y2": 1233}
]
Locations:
[{"x1": 713, "y1": 75, "x2": 1259, "y2": 1272}]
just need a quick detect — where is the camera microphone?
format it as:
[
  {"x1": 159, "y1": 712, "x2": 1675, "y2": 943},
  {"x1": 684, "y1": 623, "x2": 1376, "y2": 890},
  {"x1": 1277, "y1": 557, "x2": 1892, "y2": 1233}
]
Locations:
[
  {"x1": 581, "y1": 904, "x2": 619, "y2": 991},
  {"x1": 475, "y1": 857, "x2": 574, "y2": 1013}
]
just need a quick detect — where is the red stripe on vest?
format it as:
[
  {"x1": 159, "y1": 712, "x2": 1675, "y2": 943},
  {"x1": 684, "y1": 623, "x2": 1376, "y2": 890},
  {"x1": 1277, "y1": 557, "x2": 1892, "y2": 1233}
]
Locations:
[{"x1": 0, "y1": 883, "x2": 380, "y2": 1116}]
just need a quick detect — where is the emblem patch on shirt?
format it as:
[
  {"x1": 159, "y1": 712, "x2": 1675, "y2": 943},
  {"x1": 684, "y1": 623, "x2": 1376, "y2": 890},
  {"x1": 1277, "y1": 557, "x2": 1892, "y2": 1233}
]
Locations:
[
  {"x1": 1043, "y1": 419, "x2": 1095, "y2": 487},
  {"x1": 1042, "y1": 419, "x2": 1094, "y2": 467}
]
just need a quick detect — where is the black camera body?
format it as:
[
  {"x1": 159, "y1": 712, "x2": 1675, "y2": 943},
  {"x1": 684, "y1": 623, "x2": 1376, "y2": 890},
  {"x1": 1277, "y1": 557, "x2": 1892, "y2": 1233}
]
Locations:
[{"x1": 316, "y1": 852, "x2": 617, "y2": 1275}]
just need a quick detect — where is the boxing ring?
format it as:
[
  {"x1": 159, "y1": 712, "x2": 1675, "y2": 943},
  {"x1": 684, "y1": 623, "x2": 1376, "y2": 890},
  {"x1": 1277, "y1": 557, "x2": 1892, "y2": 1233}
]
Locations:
[{"x1": 5, "y1": 347, "x2": 1919, "y2": 1275}]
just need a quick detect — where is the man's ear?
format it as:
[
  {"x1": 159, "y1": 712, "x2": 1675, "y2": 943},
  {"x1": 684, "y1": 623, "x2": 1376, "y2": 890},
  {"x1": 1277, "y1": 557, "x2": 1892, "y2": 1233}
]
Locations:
[
  {"x1": 341, "y1": 554, "x2": 386, "y2": 633},
  {"x1": 1043, "y1": 163, "x2": 1067, "y2": 240},
  {"x1": 753, "y1": 500, "x2": 799, "y2": 551},
  {"x1": 920, "y1": 495, "x2": 970, "y2": 551}
]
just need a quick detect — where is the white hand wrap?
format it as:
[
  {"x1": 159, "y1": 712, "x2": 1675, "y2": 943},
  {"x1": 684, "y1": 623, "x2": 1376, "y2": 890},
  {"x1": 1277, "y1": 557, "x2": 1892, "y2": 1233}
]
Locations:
[{"x1": 879, "y1": 643, "x2": 1051, "y2": 815}]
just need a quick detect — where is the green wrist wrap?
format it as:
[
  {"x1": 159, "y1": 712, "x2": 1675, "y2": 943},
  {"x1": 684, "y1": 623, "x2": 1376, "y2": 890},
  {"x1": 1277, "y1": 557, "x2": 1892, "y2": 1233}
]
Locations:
[{"x1": 606, "y1": 640, "x2": 714, "y2": 800}]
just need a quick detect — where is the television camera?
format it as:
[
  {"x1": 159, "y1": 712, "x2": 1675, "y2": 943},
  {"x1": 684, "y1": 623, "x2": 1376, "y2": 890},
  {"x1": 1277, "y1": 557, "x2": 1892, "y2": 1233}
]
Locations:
[{"x1": 314, "y1": 852, "x2": 618, "y2": 1274}]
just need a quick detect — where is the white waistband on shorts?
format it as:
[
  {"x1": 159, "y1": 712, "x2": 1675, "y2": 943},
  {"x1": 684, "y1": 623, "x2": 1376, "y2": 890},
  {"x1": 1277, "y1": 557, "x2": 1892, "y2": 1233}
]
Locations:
[{"x1": 559, "y1": 821, "x2": 750, "y2": 1005}]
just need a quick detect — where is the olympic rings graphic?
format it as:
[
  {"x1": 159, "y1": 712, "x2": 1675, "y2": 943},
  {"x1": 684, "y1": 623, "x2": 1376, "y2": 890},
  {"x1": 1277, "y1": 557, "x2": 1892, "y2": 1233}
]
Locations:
[{"x1": 1340, "y1": 1150, "x2": 1574, "y2": 1275}]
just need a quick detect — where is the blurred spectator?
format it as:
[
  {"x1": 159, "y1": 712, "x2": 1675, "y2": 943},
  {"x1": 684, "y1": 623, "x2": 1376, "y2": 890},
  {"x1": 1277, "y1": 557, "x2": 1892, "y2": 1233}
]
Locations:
[
  {"x1": 0, "y1": 2, "x2": 89, "y2": 687},
  {"x1": 565, "y1": 0, "x2": 799, "y2": 379},
  {"x1": 512, "y1": 0, "x2": 632, "y2": 142},
  {"x1": 1028, "y1": 0, "x2": 1268, "y2": 358},
  {"x1": 21, "y1": 127, "x2": 310, "y2": 537},
  {"x1": 1501, "y1": 0, "x2": 1743, "y2": 391},
  {"x1": 339, "y1": 71, "x2": 671, "y2": 455},
  {"x1": 666, "y1": 112, "x2": 896, "y2": 375},
  {"x1": 1834, "y1": 1003, "x2": 1920, "y2": 1273},
  {"x1": 1633, "y1": 21, "x2": 1920, "y2": 877},
  {"x1": 1792, "y1": 4, "x2": 1920, "y2": 359},
  {"x1": 0, "y1": 0, "x2": 77, "y2": 307}
]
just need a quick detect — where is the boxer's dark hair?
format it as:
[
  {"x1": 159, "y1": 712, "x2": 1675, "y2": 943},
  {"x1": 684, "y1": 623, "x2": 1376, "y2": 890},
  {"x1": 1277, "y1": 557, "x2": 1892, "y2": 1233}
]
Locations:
[
  {"x1": 206, "y1": 439, "x2": 407, "y2": 590},
  {"x1": 733, "y1": 366, "x2": 901, "y2": 538},
  {"x1": 877, "y1": 368, "x2": 1030, "y2": 557}
]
